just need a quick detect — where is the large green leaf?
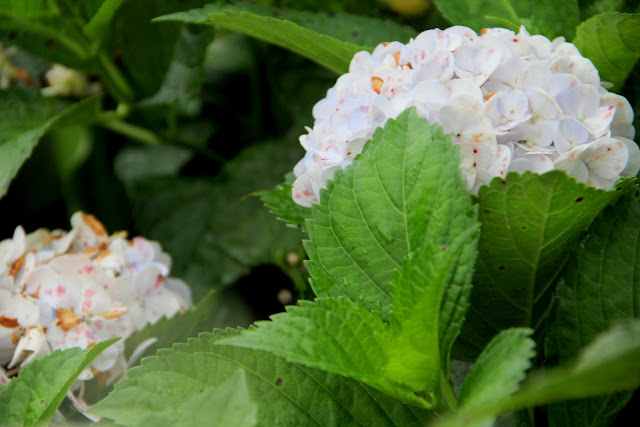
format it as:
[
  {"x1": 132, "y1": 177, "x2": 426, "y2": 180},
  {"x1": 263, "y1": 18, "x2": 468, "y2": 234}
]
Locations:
[
  {"x1": 545, "y1": 192, "x2": 640, "y2": 426},
  {"x1": 221, "y1": 298, "x2": 439, "y2": 406},
  {"x1": 114, "y1": 0, "x2": 208, "y2": 97},
  {"x1": 92, "y1": 329, "x2": 433, "y2": 426},
  {"x1": 117, "y1": 140, "x2": 304, "y2": 297},
  {"x1": 157, "y1": 1, "x2": 416, "y2": 47},
  {"x1": 455, "y1": 172, "x2": 633, "y2": 359},
  {"x1": 433, "y1": 0, "x2": 579, "y2": 39},
  {"x1": 305, "y1": 107, "x2": 478, "y2": 368},
  {"x1": 0, "y1": 90, "x2": 102, "y2": 199},
  {"x1": 573, "y1": 12, "x2": 640, "y2": 92},
  {"x1": 155, "y1": 2, "x2": 402, "y2": 74},
  {"x1": 230, "y1": 109, "x2": 478, "y2": 401},
  {"x1": 138, "y1": 23, "x2": 213, "y2": 115},
  {"x1": 0, "y1": 339, "x2": 116, "y2": 426},
  {"x1": 442, "y1": 320, "x2": 640, "y2": 426},
  {"x1": 90, "y1": 369, "x2": 257, "y2": 427}
]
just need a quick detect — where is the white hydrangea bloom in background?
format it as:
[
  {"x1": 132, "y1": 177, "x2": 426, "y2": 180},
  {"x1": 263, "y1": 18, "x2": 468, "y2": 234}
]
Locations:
[
  {"x1": 292, "y1": 26, "x2": 640, "y2": 207},
  {"x1": 0, "y1": 212, "x2": 191, "y2": 403},
  {"x1": 41, "y1": 64, "x2": 101, "y2": 98}
]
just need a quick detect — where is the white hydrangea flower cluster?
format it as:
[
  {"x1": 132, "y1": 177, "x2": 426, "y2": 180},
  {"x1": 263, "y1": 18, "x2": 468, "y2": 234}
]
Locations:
[
  {"x1": 0, "y1": 212, "x2": 191, "y2": 389},
  {"x1": 292, "y1": 26, "x2": 640, "y2": 206}
]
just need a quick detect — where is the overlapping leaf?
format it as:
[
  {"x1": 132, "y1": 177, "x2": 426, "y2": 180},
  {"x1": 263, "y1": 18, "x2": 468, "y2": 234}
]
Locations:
[
  {"x1": 0, "y1": 340, "x2": 116, "y2": 426},
  {"x1": 545, "y1": 191, "x2": 640, "y2": 426},
  {"x1": 223, "y1": 108, "x2": 478, "y2": 404},
  {"x1": 115, "y1": 0, "x2": 209, "y2": 97},
  {"x1": 455, "y1": 172, "x2": 633, "y2": 359},
  {"x1": 455, "y1": 328, "x2": 535, "y2": 425},
  {"x1": 91, "y1": 369, "x2": 257, "y2": 427},
  {"x1": 573, "y1": 12, "x2": 640, "y2": 91},
  {"x1": 442, "y1": 320, "x2": 640, "y2": 426},
  {"x1": 155, "y1": 1, "x2": 416, "y2": 74},
  {"x1": 92, "y1": 329, "x2": 433, "y2": 426},
  {"x1": 305, "y1": 108, "x2": 477, "y2": 319},
  {"x1": 138, "y1": 23, "x2": 213, "y2": 115},
  {"x1": 433, "y1": 0, "x2": 579, "y2": 39},
  {"x1": 0, "y1": 90, "x2": 102, "y2": 200},
  {"x1": 220, "y1": 297, "x2": 442, "y2": 405}
]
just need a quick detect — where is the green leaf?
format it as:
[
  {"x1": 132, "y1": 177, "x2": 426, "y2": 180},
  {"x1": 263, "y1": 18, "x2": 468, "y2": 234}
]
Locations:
[
  {"x1": 304, "y1": 108, "x2": 478, "y2": 340},
  {"x1": 92, "y1": 329, "x2": 432, "y2": 426},
  {"x1": 47, "y1": 124, "x2": 94, "y2": 214},
  {"x1": 117, "y1": 140, "x2": 304, "y2": 297},
  {"x1": 114, "y1": 145, "x2": 193, "y2": 182},
  {"x1": 573, "y1": 12, "x2": 640, "y2": 92},
  {"x1": 156, "y1": 3, "x2": 379, "y2": 74},
  {"x1": 0, "y1": 0, "x2": 58, "y2": 19},
  {"x1": 48, "y1": 125, "x2": 93, "y2": 183},
  {"x1": 0, "y1": 90, "x2": 102, "y2": 199},
  {"x1": 441, "y1": 320, "x2": 640, "y2": 426},
  {"x1": 545, "y1": 191, "x2": 640, "y2": 426},
  {"x1": 114, "y1": 0, "x2": 208, "y2": 97},
  {"x1": 388, "y1": 225, "x2": 478, "y2": 389},
  {"x1": 138, "y1": 23, "x2": 213, "y2": 115},
  {"x1": 221, "y1": 298, "x2": 437, "y2": 406},
  {"x1": 455, "y1": 172, "x2": 633, "y2": 360},
  {"x1": 255, "y1": 172, "x2": 311, "y2": 228},
  {"x1": 0, "y1": 339, "x2": 117, "y2": 426},
  {"x1": 456, "y1": 328, "x2": 535, "y2": 425},
  {"x1": 124, "y1": 290, "x2": 219, "y2": 361},
  {"x1": 225, "y1": 109, "x2": 479, "y2": 403},
  {"x1": 157, "y1": 1, "x2": 416, "y2": 47},
  {"x1": 90, "y1": 369, "x2": 257, "y2": 427},
  {"x1": 433, "y1": 0, "x2": 579, "y2": 39},
  {"x1": 83, "y1": 0, "x2": 127, "y2": 41},
  {"x1": 581, "y1": 0, "x2": 635, "y2": 21},
  {"x1": 0, "y1": 3, "x2": 94, "y2": 70}
]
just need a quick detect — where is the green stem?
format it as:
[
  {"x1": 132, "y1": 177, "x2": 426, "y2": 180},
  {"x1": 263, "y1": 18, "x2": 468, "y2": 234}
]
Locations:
[
  {"x1": 97, "y1": 51, "x2": 133, "y2": 103},
  {"x1": 440, "y1": 371, "x2": 459, "y2": 412},
  {"x1": 98, "y1": 119, "x2": 162, "y2": 145}
]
